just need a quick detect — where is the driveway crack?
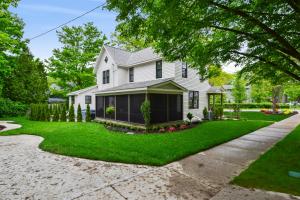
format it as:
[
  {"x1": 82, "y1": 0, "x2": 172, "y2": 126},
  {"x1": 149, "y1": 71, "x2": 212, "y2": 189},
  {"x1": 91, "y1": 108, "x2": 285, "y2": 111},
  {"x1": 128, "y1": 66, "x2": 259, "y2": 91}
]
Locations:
[{"x1": 110, "y1": 185, "x2": 128, "y2": 200}]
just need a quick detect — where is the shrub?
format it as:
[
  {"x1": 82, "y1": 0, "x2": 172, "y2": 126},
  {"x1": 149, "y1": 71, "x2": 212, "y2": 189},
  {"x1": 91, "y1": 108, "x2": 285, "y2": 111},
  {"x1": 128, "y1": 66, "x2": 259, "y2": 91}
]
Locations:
[
  {"x1": 69, "y1": 104, "x2": 75, "y2": 122},
  {"x1": 203, "y1": 107, "x2": 208, "y2": 119},
  {"x1": 52, "y1": 105, "x2": 59, "y2": 122},
  {"x1": 187, "y1": 112, "x2": 194, "y2": 123},
  {"x1": 86, "y1": 104, "x2": 91, "y2": 122},
  {"x1": 224, "y1": 103, "x2": 289, "y2": 109},
  {"x1": 61, "y1": 105, "x2": 67, "y2": 122},
  {"x1": 106, "y1": 106, "x2": 115, "y2": 118},
  {"x1": 0, "y1": 98, "x2": 28, "y2": 117},
  {"x1": 77, "y1": 104, "x2": 82, "y2": 122},
  {"x1": 140, "y1": 100, "x2": 151, "y2": 130}
]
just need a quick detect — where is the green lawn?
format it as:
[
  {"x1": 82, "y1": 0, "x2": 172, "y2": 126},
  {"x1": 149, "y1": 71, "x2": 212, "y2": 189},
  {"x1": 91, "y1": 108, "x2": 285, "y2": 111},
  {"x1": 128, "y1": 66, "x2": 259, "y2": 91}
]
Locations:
[
  {"x1": 232, "y1": 125, "x2": 300, "y2": 196},
  {"x1": 224, "y1": 111, "x2": 291, "y2": 122},
  {"x1": 0, "y1": 117, "x2": 271, "y2": 166}
]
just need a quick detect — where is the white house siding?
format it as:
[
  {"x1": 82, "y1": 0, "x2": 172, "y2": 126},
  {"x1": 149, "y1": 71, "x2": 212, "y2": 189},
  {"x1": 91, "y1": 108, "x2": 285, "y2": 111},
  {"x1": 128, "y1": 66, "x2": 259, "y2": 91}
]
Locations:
[
  {"x1": 117, "y1": 67, "x2": 128, "y2": 85},
  {"x1": 96, "y1": 50, "x2": 116, "y2": 90},
  {"x1": 131, "y1": 60, "x2": 175, "y2": 83},
  {"x1": 69, "y1": 88, "x2": 97, "y2": 115},
  {"x1": 174, "y1": 62, "x2": 210, "y2": 120}
]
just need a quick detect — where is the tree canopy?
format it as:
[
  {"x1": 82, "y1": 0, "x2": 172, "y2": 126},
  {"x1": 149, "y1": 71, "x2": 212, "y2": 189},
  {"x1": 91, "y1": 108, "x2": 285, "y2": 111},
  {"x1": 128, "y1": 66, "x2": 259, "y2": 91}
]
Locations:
[
  {"x1": 0, "y1": 0, "x2": 26, "y2": 94},
  {"x1": 232, "y1": 77, "x2": 247, "y2": 103},
  {"x1": 47, "y1": 22, "x2": 107, "y2": 95},
  {"x1": 209, "y1": 68, "x2": 235, "y2": 86},
  {"x1": 106, "y1": 0, "x2": 300, "y2": 81},
  {"x1": 3, "y1": 48, "x2": 49, "y2": 104}
]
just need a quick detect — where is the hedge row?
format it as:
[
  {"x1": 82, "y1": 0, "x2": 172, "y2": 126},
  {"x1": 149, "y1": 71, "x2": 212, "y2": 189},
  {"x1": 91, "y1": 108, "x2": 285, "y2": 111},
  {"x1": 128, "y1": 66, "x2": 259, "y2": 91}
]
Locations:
[
  {"x1": 223, "y1": 103, "x2": 290, "y2": 109},
  {"x1": 0, "y1": 98, "x2": 28, "y2": 117},
  {"x1": 30, "y1": 103, "x2": 69, "y2": 121}
]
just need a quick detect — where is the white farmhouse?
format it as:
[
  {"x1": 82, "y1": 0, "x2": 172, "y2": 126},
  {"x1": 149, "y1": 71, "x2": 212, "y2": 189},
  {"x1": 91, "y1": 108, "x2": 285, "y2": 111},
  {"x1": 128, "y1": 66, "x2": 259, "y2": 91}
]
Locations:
[{"x1": 68, "y1": 45, "x2": 220, "y2": 124}]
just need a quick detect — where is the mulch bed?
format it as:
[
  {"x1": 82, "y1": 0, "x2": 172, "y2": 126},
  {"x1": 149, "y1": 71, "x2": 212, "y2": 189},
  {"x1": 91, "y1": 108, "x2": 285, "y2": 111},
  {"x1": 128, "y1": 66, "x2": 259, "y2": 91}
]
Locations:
[{"x1": 0, "y1": 125, "x2": 6, "y2": 131}]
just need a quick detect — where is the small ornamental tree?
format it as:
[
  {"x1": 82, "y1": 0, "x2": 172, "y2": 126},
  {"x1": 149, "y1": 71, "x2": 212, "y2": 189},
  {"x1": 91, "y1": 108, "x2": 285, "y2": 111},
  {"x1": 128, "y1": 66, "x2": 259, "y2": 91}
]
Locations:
[
  {"x1": 106, "y1": 106, "x2": 115, "y2": 119},
  {"x1": 86, "y1": 104, "x2": 91, "y2": 122},
  {"x1": 69, "y1": 104, "x2": 75, "y2": 122},
  {"x1": 52, "y1": 105, "x2": 59, "y2": 122},
  {"x1": 140, "y1": 100, "x2": 151, "y2": 130},
  {"x1": 187, "y1": 112, "x2": 194, "y2": 123},
  {"x1": 61, "y1": 104, "x2": 67, "y2": 122},
  {"x1": 77, "y1": 104, "x2": 82, "y2": 122},
  {"x1": 202, "y1": 107, "x2": 208, "y2": 119},
  {"x1": 49, "y1": 104, "x2": 53, "y2": 116}
]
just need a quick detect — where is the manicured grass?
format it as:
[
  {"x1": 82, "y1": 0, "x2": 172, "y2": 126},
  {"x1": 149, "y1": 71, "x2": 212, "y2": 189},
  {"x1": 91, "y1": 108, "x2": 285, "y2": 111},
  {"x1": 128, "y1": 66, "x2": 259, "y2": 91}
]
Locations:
[
  {"x1": 232, "y1": 125, "x2": 300, "y2": 196},
  {"x1": 0, "y1": 117, "x2": 271, "y2": 166},
  {"x1": 224, "y1": 111, "x2": 291, "y2": 122}
]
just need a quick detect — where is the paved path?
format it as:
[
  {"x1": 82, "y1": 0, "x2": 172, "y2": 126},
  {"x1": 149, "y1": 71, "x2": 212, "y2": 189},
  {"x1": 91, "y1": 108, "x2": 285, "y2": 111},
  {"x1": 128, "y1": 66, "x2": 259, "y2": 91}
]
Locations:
[{"x1": 0, "y1": 114, "x2": 299, "y2": 200}]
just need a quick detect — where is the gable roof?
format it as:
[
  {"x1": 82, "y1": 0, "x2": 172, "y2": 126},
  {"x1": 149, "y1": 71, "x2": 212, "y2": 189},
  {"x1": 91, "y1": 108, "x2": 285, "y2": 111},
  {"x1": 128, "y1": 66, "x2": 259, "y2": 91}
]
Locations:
[
  {"x1": 103, "y1": 45, "x2": 161, "y2": 67},
  {"x1": 67, "y1": 85, "x2": 98, "y2": 96},
  {"x1": 95, "y1": 78, "x2": 187, "y2": 95}
]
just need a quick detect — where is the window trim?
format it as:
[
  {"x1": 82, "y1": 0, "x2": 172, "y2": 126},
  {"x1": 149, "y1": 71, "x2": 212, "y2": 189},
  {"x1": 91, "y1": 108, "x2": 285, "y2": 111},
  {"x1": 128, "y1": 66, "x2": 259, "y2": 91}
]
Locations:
[
  {"x1": 85, "y1": 95, "x2": 92, "y2": 104},
  {"x1": 188, "y1": 91, "x2": 199, "y2": 109},
  {"x1": 156, "y1": 60, "x2": 162, "y2": 79},
  {"x1": 182, "y1": 62, "x2": 188, "y2": 78},
  {"x1": 129, "y1": 67, "x2": 134, "y2": 82}
]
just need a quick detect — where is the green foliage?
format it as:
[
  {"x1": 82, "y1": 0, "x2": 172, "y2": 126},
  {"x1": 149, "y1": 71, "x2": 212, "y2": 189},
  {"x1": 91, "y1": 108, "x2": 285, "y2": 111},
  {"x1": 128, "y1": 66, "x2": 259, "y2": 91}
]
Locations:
[
  {"x1": 2, "y1": 49, "x2": 49, "y2": 104},
  {"x1": 213, "y1": 107, "x2": 224, "y2": 120},
  {"x1": 0, "y1": 0, "x2": 26, "y2": 94},
  {"x1": 187, "y1": 112, "x2": 193, "y2": 123},
  {"x1": 224, "y1": 103, "x2": 290, "y2": 109},
  {"x1": 52, "y1": 105, "x2": 60, "y2": 122},
  {"x1": 60, "y1": 104, "x2": 67, "y2": 122},
  {"x1": 86, "y1": 104, "x2": 91, "y2": 122},
  {"x1": 209, "y1": 67, "x2": 235, "y2": 86},
  {"x1": 232, "y1": 77, "x2": 246, "y2": 103},
  {"x1": 77, "y1": 104, "x2": 82, "y2": 122},
  {"x1": 106, "y1": 1, "x2": 300, "y2": 81},
  {"x1": 202, "y1": 107, "x2": 208, "y2": 119},
  {"x1": 110, "y1": 29, "x2": 151, "y2": 51},
  {"x1": 47, "y1": 22, "x2": 107, "y2": 95},
  {"x1": 29, "y1": 104, "x2": 49, "y2": 121},
  {"x1": 140, "y1": 100, "x2": 151, "y2": 129},
  {"x1": 251, "y1": 80, "x2": 272, "y2": 103},
  {"x1": 69, "y1": 104, "x2": 75, "y2": 122},
  {"x1": 284, "y1": 82, "x2": 300, "y2": 102},
  {"x1": 0, "y1": 98, "x2": 27, "y2": 117},
  {"x1": 105, "y1": 106, "x2": 115, "y2": 117}
]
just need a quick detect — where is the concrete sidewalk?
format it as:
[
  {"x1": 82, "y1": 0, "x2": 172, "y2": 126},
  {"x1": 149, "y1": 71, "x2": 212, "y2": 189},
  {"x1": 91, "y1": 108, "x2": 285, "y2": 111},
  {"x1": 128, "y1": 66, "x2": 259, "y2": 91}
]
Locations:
[{"x1": 0, "y1": 114, "x2": 299, "y2": 200}]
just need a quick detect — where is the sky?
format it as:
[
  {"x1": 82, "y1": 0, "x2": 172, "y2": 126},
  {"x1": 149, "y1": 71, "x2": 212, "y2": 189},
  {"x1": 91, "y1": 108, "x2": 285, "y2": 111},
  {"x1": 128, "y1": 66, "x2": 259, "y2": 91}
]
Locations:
[{"x1": 10, "y1": 0, "x2": 239, "y2": 73}]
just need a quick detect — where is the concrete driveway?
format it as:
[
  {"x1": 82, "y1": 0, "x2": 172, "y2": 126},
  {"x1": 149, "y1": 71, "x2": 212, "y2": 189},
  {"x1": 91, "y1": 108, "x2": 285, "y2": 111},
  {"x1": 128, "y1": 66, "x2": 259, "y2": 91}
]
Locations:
[{"x1": 0, "y1": 114, "x2": 299, "y2": 200}]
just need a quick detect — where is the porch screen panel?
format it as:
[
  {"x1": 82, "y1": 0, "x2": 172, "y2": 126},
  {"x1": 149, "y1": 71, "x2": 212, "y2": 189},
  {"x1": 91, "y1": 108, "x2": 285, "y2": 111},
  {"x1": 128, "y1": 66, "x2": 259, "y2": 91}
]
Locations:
[
  {"x1": 150, "y1": 94, "x2": 168, "y2": 123},
  {"x1": 96, "y1": 96, "x2": 104, "y2": 118},
  {"x1": 116, "y1": 95, "x2": 128, "y2": 122},
  {"x1": 130, "y1": 94, "x2": 145, "y2": 123},
  {"x1": 169, "y1": 94, "x2": 183, "y2": 121},
  {"x1": 105, "y1": 96, "x2": 115, "y2": 119}
]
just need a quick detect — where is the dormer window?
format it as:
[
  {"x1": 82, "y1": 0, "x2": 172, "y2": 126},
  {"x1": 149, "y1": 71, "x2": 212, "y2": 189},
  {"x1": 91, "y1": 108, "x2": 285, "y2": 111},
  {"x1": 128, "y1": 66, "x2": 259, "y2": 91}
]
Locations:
[
  {"x1": 156, "y1": 60, "x2": 162, "y2": 79},
  {"x1": 182, "y1": 62, "x2": 188, "y2": 78},
  {"x1": 129, "y1": 67, "x2": 134, "y2": 82},
  {"x1": 104, "y1": 56, "x2": 108, "y2": 63}
]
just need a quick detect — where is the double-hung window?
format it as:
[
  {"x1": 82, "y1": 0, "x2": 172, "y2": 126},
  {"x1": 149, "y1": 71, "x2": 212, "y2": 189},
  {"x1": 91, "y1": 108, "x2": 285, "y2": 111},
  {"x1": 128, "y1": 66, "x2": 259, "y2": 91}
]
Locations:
[
  {"x1": 156, "y1": 60, "x2": 162, "y2": 79},
  {"x1": 102, "y1": 70, "x2": 110, "y2": 84},
  {"x1": 189, "y1": 91, "x2": 199, "y2": 109},
  {"x1": 182, "y1": 62, "x2": 188, "y2": 78},
  {"x1": 85, "y1": 95, "x2": 91, "y2": 104},
  {"x1": 129, "y1": 67, "x2": 134, "y2": 82}
]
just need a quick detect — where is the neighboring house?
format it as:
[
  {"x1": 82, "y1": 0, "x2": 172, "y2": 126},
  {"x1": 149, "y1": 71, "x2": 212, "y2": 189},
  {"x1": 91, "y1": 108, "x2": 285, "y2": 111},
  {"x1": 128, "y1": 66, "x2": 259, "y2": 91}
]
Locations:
[
  {"x1": 223, "y1": 84, "x2": 251, "y2": 103},
  {"x1": 69, "y1": 45, "x2": 214, "y2": 124}
]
